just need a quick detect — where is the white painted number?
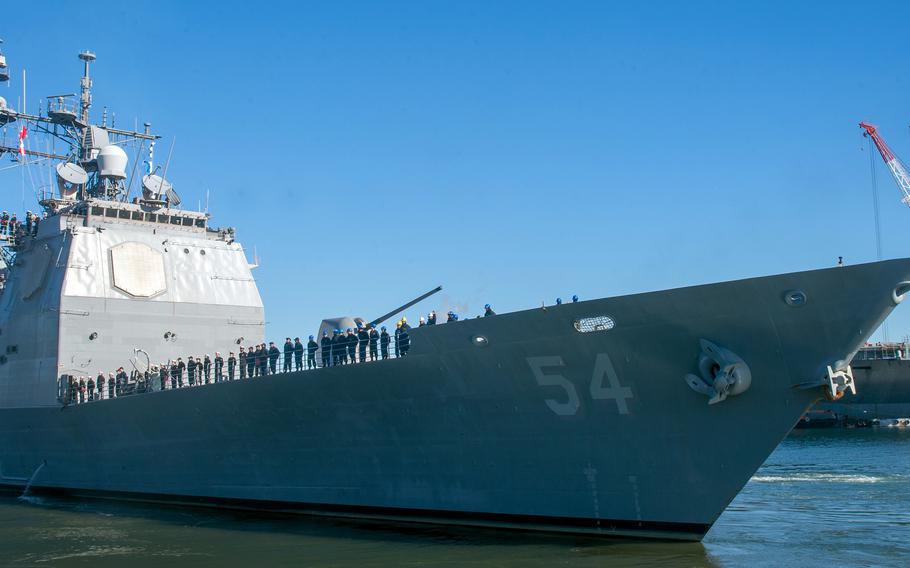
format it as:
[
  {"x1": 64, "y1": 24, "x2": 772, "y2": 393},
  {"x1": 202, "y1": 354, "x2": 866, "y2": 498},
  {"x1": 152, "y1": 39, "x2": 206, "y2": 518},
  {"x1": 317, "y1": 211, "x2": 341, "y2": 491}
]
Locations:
[
  {"x1": 526, "y1": 356, "x2": 581, "y2": 416},
  {"x1": 527, "y1": 353, "x2": 634, "y2": 417},
  {"x1": 589, "y1": 353, "x2": 633, "y2": 415}
]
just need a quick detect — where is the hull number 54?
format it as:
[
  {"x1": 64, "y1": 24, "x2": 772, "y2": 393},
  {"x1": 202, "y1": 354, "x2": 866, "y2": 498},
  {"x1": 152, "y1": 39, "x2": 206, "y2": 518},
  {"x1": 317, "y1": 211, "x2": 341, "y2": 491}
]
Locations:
[{"x1": 527, "y1": 354, "x2": 633, "y2": 417}]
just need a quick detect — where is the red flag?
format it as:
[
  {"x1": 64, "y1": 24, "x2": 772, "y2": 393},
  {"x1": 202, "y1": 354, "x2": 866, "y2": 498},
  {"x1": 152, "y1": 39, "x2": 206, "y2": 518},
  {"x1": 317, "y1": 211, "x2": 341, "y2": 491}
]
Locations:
[{"x1": 17, "y1": 125, "x2": 26, "y2": 156}]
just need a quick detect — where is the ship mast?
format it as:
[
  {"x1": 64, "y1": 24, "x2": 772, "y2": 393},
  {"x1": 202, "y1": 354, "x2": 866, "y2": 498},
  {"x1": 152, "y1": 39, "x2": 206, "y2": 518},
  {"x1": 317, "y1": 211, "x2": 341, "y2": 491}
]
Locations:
[
  {"x1": 78, "y1": 50, "x2": 94, "y2": 127},
  {"x1": 0, "y1": 46, "x2": 163, "y2": 205}
]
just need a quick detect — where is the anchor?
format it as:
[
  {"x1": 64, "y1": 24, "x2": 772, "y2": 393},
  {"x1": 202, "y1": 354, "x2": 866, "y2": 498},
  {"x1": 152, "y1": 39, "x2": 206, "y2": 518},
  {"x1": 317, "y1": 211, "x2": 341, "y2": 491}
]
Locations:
[{"x1": 684, "y1": 339, "x2": 752, "y2": 405}]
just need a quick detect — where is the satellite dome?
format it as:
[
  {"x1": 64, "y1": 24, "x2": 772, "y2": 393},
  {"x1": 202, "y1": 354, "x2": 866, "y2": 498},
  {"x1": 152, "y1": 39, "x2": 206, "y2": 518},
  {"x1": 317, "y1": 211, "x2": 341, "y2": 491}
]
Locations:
[{"x1": 97, "y1": 145, "x2": 128, "y2": 179}]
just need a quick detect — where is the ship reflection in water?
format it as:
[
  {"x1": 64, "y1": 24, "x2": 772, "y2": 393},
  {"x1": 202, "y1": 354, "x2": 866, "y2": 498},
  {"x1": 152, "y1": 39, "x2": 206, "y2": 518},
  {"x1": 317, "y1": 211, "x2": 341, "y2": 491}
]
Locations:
[{"x1": 3, "y1": 429, "x2": 908, "y2": 568}]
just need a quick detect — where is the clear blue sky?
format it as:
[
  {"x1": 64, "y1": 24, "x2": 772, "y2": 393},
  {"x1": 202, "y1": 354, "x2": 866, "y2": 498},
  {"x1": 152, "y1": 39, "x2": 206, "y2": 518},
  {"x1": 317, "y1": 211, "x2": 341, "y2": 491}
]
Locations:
[{"x1": 3, "y1": 1, "x2": 910, "y2": 341}]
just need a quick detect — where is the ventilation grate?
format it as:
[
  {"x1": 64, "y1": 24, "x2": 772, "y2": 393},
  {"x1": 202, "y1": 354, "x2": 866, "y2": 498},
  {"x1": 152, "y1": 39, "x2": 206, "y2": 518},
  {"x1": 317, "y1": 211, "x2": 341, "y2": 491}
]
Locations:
[{"x1": 573, "y1": 316, "x2": 615, "y2": 333}]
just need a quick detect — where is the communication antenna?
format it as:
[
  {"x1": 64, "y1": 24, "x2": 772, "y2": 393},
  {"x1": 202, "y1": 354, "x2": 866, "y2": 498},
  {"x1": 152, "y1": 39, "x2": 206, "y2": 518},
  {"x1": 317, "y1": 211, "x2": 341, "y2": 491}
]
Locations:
[
  {"x1": 159, "y1": 137, "x2": 181, "y2": 206},
  {"x1": 78, "y1": 50, "x2": 95, "y2": 124},
  {"x1": 0, "y1": 38, "x2": 8, "y2": 83}
]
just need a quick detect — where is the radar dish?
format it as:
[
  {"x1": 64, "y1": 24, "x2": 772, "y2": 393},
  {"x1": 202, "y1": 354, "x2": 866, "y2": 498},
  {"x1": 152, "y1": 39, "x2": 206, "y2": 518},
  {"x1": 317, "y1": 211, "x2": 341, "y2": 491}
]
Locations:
[
  {"x1": 165, "y1": 186, "x2": 181, "y2": 206},
  {"x1": 56, "y1": 162, "x2": 88, "y2": 200},
  {"x1": 56, "y1": 162, "x2": 88, "y2": 185},
  {"x1": 142, "y1": 174, "x2": 173, "y2": 201}
]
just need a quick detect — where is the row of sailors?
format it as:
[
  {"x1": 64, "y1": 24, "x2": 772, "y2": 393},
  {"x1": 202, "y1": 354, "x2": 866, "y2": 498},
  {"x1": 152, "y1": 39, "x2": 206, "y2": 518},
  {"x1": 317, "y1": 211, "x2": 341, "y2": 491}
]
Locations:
[
  {"x1": 64, "y1": 324, "x2": 409, "y2": 403},
  {"x1": 0, "y1": 210, "x2": 42, "y2": 240},
  {"x1": 64, "y1": 304, "x2": 518, "y2": 403}
]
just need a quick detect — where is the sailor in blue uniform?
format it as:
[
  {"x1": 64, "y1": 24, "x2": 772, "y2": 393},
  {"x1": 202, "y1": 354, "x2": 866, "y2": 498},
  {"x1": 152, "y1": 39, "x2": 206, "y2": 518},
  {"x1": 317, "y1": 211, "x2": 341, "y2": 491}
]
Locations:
[
  {"x1": 283, "y1": 338, "x2": 293, "y2": 373},
  {"x1": 268, "y1": 342, "x2": 280, "y2": 375},
  {"x1": 380, "y1": 326, "x2": 390, "y2": 359},
  {"x1": 187, "y1": 356, "x2": 197, "y2": 386},
  {"x1": 346, "y1": 328, "x2": 357, "y2": 364},
  {"x1": 321, "y1": 331, "x2": 332, "y2": 368},
  {"x1": 368, "y1": 325, "x2": 379, "y2": 361},
  {"x1": 307, "y1": 335, "x2": 318, "y2": 369},
  {"x1": 357, "y1": 325, "x2": 369, "y2": 363},
  {"x1": 227, "y1": 352, "x2": 236, "y2": 381},
  {"x1": 294, "y1": 337, "x2": 304, "y2": 371}
]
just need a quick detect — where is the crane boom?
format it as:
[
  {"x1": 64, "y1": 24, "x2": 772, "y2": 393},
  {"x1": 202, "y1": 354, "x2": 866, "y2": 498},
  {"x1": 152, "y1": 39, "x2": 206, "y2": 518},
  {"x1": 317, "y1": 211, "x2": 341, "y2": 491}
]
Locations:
[{"x1": 860, "y1": 121, "x2": 910, "y2": 207}]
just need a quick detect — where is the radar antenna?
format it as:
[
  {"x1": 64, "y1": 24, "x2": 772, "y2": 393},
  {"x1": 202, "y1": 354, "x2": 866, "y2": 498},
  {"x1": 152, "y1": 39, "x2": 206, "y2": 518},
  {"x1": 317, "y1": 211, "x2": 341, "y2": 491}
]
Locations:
[
  {"x1": 0, "y1": 39, "x2": 9, "y2": 83},
  {"x1": 78, "y1": 51, "x2": 95, "y2": 125}
]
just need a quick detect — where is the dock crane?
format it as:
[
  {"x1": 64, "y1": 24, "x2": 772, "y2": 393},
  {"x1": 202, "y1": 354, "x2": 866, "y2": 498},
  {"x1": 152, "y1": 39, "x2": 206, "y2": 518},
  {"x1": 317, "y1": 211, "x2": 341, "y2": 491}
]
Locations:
[
  {"x1": 860, "y1": 121, "x2": 910, "y2": 206},
  {"x1": 859, "y1": 121, "x2": 910, "y2": 342}
]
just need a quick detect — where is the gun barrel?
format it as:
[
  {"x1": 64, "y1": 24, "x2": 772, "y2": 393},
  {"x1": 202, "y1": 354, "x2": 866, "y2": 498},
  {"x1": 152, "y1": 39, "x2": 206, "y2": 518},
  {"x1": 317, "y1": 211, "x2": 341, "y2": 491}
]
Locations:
[{"x1": 370, "y1": 286, "x2": 442, "y2": 327}]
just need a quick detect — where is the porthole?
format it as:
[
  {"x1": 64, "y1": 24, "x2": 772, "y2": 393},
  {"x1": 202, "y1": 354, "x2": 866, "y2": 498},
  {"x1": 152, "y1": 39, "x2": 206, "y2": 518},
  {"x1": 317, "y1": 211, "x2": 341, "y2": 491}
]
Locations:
[
  {"x1": 183, "y1": 248, "x2": 190, "y2": 254},
  {"x1": 200, "y1": 249, "x2": 206, "y2": 256},
  {"x1": 893, "y1": 282, "x2": 910, "y2": 305},
  {"x1": 573, "y1": 316, "x2": 615, "y2": 333},
  {"x1": 472, "y1": 335, "x2": 489, "y2": 347},
  {"x1": 784, "y1": 290, "x2": 807, "y2": 307},
  {"x1": 88, "y1": 332, "x2": 98, "y2": 341}
]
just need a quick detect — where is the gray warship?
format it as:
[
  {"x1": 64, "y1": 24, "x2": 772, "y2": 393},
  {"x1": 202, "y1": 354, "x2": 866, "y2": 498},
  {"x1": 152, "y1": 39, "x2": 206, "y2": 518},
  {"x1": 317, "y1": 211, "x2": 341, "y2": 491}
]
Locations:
[
  {"x1": 1, "y1": 47, "x2": 910, "y2": 542},
  {"x1": 801, "y1": 343, "x2": 910, "y2": 426}
]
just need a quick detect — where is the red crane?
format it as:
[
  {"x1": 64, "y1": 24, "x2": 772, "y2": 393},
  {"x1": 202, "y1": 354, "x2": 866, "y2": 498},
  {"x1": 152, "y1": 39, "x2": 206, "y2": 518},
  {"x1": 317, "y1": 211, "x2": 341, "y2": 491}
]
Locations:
[{"x1": 860, "y1": 121, "x2": 910, "y2": 207}]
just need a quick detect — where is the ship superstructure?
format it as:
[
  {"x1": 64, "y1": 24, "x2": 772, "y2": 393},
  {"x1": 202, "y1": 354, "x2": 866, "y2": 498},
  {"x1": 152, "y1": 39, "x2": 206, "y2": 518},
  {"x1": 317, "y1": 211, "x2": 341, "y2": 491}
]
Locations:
[
  {"x1": 0, "y1": 46, "x2": 909, "y2": 542},
  {"x1": 0, "y1": 47, "x2": 264, "y2": 407}
]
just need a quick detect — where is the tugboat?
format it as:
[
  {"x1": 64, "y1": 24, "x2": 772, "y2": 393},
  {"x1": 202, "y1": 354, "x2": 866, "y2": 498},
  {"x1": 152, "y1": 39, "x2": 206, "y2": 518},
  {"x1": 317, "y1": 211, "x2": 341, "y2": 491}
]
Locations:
[{"x1": 1, "y1": 45, "x2": 910, "y2": 541}]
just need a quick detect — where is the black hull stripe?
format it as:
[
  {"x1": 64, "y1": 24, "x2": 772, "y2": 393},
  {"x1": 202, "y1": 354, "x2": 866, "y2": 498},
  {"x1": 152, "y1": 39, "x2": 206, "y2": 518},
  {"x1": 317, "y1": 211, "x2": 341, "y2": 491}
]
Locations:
[{"x1": 0, "y1": 483, "x2": 710, "y2": 541}]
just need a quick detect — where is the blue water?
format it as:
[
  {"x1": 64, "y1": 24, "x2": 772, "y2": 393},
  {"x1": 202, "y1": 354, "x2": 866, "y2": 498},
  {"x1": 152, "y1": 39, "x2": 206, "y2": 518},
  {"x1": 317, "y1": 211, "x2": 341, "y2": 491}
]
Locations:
[{"x1": 1, "y1": 429, "x2": 908, "y2": 567}]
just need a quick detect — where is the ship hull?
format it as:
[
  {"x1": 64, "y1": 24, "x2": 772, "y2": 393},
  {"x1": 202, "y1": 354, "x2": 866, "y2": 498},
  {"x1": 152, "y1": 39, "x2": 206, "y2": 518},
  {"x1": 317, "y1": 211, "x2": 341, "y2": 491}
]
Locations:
[{"x1": 3, "y1": 260, "x2": 910, "y2": 541}]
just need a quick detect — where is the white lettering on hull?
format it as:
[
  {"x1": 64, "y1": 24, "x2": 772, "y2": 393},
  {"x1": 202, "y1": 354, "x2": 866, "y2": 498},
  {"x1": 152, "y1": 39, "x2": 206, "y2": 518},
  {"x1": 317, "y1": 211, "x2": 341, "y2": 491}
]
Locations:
[{"x1": 527, "y1": 353, "x2": 634, "y2": 417}]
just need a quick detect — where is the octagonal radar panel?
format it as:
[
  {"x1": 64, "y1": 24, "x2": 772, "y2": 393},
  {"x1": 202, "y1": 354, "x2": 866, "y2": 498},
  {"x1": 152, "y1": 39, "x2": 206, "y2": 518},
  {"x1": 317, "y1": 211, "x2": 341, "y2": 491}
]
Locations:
[
  {"x1": 110, "y1": 242, "x2": 167, "y2": 298},
  {"x1": 56, "y1": 162, "x2": 88, "y2": 200}
]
